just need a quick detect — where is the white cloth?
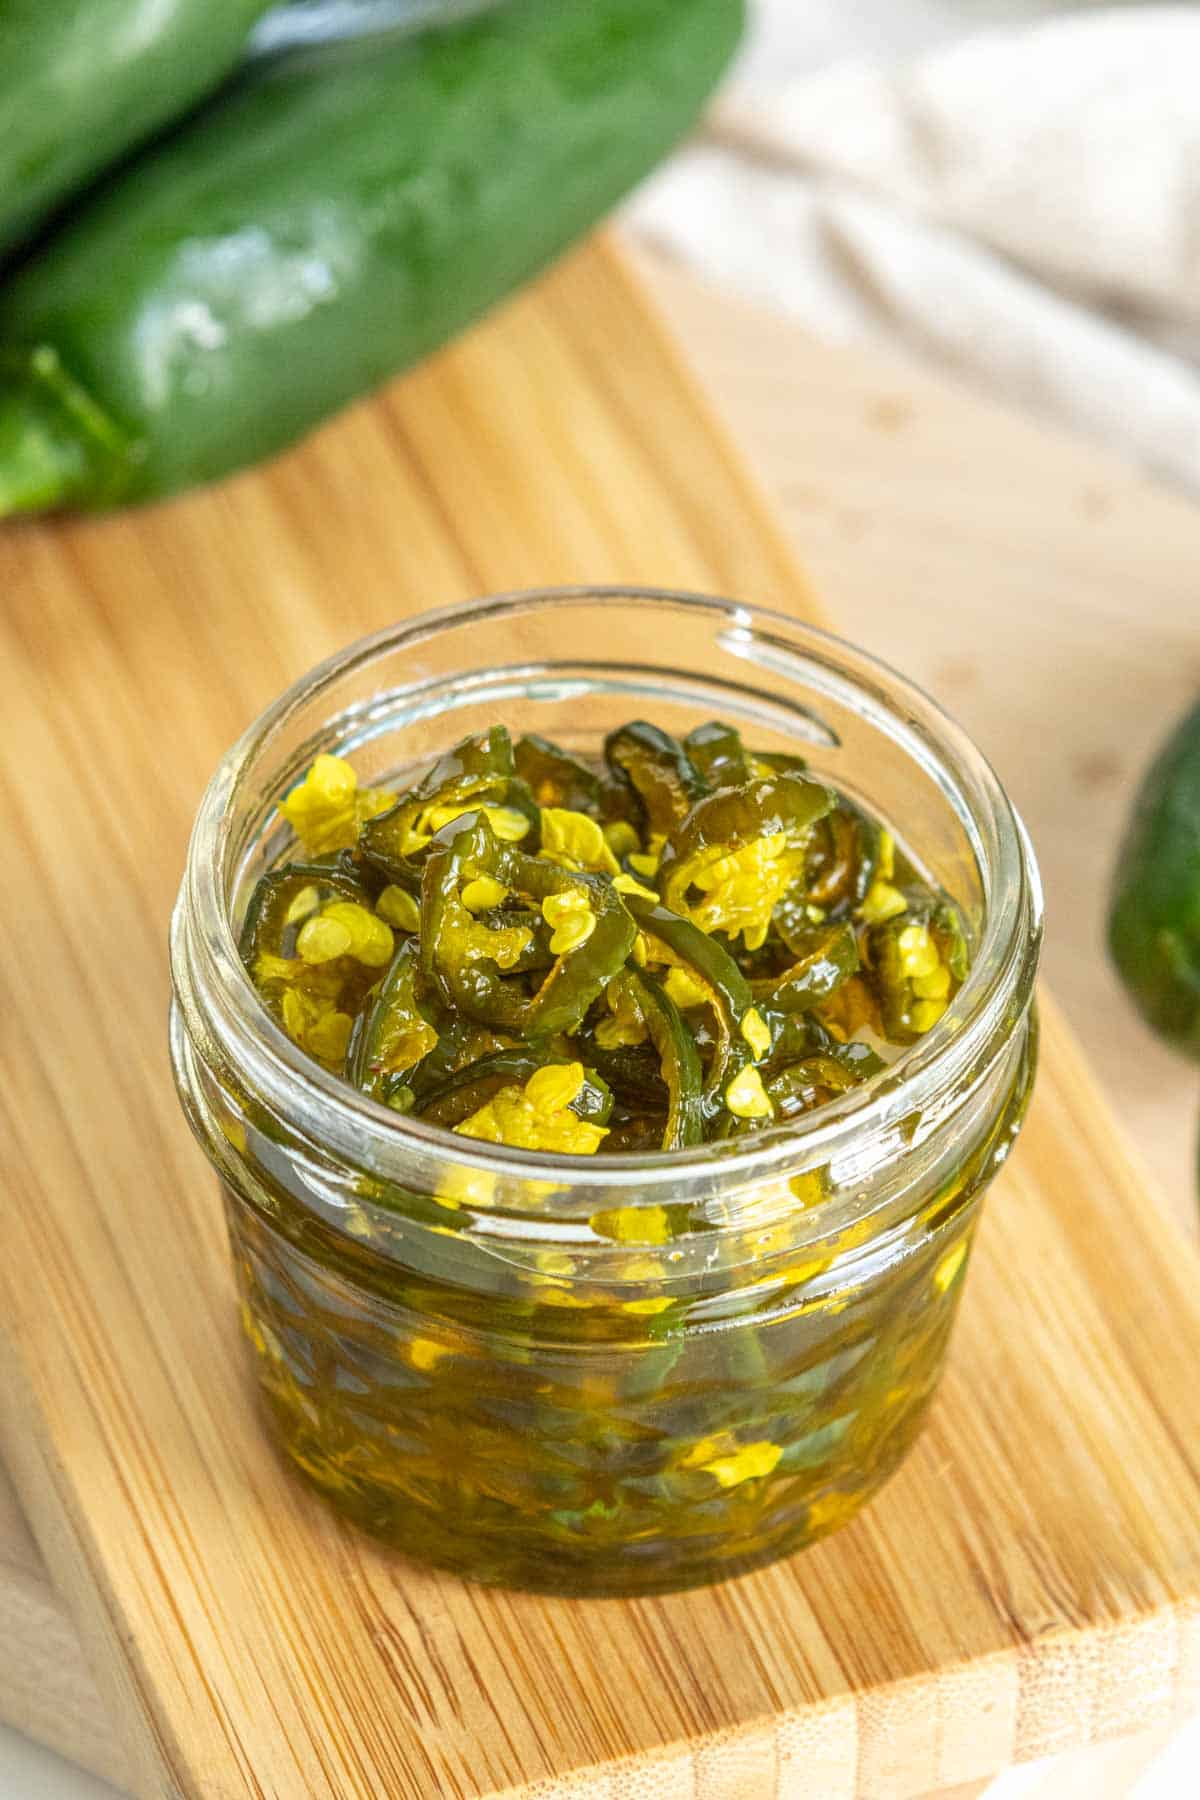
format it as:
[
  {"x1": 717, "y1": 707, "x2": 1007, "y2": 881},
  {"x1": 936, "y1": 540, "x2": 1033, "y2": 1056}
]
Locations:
[{"x1": 628, "y1": 5, "x2": 1200, "y2": 492}]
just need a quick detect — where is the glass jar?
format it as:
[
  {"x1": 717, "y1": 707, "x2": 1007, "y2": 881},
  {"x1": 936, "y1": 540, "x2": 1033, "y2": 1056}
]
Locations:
[{"x1": 169, "y1": 588, "x2": 1042, "y2": 1596}]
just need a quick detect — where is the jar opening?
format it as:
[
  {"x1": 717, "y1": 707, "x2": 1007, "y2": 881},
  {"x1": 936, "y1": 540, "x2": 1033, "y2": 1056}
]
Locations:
[{"x1": 172, "y1": 588, "x2": 1042, "y2": 1200}]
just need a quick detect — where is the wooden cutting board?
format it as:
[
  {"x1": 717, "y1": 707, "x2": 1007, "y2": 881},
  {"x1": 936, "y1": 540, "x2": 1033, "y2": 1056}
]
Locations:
[{"x1": 2, "y1": 236, "x2": 1200, "y2": 1800}]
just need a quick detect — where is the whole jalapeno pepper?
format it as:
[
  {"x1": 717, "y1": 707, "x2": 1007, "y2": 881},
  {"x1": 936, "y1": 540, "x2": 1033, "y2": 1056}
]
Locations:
[
  {"x1": 1109, "y1": 698, "x2": 1200, "y2": 1061},
  {"x1": 0, "y1": 0, "x2": 275, "y2": 258},
  {"x1": 0, "y1": 0, "x2": 744, "y2": 514}
]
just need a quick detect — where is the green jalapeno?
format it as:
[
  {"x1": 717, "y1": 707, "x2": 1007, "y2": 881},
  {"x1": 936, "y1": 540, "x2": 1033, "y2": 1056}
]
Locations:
[
  {"x1": 754, "y1": 920, "x2": 860, "y2": 1014},
  {"x1": 683, "y1": 720, "x2": 755, "y2": 789},
  {"x1": 359, "y1": 726, "x2": 537, "y2": 887},
  {"x1": 239, "y1": 860, "x2": 368, "y2": 964},
  {"x1": 418, "y1": 1050, "x2": 613, "y2": 1130},
  {"x1": 244, "y1": 721, "x2": 970, "y2": 1155},
  {"x1": 514, "y1": 734, "x2": 611, "y2": 815},
  {"x1": 605, "y1": 722, "x2": 707, "y2": 839},
  {"x1": 0, "y1": 0, "x2": 744, "y2": 514},
  {"x1": 657, "y1": 773, "x2": 835, "y2": 951},
  {"x1": 0, "y1": 0, "x2": 276, "y2": 258},
  {"x1": 864, "y1": 896, "x2": 968, "y2": 1043},
  {"x1": 801, "y1": 800, "x2": 880, "y2": 916},
  {"x1": 348, "y1": 937, "x2": 440, "y2": 1103},
  {"x1": 1109, "y1": 698, "x2": 1200, "y2": 1060},
  {"x1": 421, "y1": 812, "x2": 637, "y2": 1036},
  {"x1": 242, "y1": 861, "x2": 391, "y2": 1070},
  {"x1": 767, "y1": 1046, "x2": 884, "y2": 1120},
  {"x1": 624, "y1": 893, "x2": 759, "y2": 1108},
  {"x1": 606, "y1": 970, "x2": 704, "y2": 1150}
]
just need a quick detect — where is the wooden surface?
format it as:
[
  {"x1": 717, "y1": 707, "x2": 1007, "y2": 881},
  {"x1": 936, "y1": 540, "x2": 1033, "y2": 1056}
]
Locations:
[{"x1": 2, "y1": 237, "x2": 1200, "y2": 1800}]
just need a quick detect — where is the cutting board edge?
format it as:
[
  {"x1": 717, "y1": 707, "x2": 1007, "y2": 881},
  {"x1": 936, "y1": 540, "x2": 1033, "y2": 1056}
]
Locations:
[
  {"x1": 4, "y1": 1592, "x2": 1197, "y2": 1800},
  {"x1": 481, "y1": 1602, "x2": 1200, "y2": 1800}
]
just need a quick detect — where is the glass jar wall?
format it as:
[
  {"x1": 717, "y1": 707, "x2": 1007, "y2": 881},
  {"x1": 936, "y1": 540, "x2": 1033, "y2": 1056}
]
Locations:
[{"x1": 170, "y1": 589, "x2": 1042, "y2": 1595}]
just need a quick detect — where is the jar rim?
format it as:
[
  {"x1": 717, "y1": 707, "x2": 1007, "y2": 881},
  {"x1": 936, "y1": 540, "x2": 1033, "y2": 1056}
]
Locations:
[{"x1": 173, "y1": 587, "x2": 1042, "y2": 1197}]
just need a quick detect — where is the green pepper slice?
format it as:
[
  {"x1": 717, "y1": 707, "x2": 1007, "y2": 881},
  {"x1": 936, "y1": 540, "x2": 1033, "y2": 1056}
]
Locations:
[
  {"x1": 683, "y1": 720, "x2": 754, "y2": 789},
  {"x1": 758, "y1": 1006, "x2": 838, "y2": 1074},
  {"x1": 624, "y1": 894, "x2": 759, "y2": 1106},
  {"x1": 239, "y1": 860, "x2": 367, "y2": 965},
  {"x1": 348, "y1": 938, "x2": 440, "y2": 1104},
  {"x1": 605, "y1": 722, "x2": 707, "y2": 839},
  {"x1": 753, "y1": 920, "x2": 860, "y2": 1014},
  {"x1": 418, "y1": 1050, "x2": 613, "y2": 1130},
  {"x1": 657, "y1": 773, "x2": 835, "y2": 949},
  {"x1": 801, "y1": 799, "x2": 881, "y2": 916},
  {"x1": 421, "y1": 811, "x2": 636, "y2": 1035},
  {"x1": 605, "y1": 970, "x2": 704, "y2": 1150},
  {"x1": 241, "y1": 861, "x2": 386, "y2": 1070},
  {"x1": 359, "y1": 726, "x2": 538, "y2": 887},
  {"x1": 767, "y1": 1044, "x2": 884, "y2": 1119},
  {"x1": 864, "y1": 896, "x2": 968, "y2": 1043},
  {"x1": 514, "y1": 733, "x2": 609, "y2": 815}
]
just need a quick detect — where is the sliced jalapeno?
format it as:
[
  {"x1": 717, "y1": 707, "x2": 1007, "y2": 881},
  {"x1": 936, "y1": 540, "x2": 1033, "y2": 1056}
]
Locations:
[
  {"x1": 605, "y1": 722, "x2": 707, "y2": 839},
  {"x1": 243, "y1": 721, "x2": 973, "y2": 1157},
  {"x1": 606, "y1": 969, "x2": 704, "y2": 1150},
  {"x1": 683, "y1": 719, "x2": 754, "y2": 789},
  {"x1": 658, "y1": 773, "x2": 835, "y2": 950},
  {"x1": 421, "y1": 811, "x2": 637, "y2": 1036}
]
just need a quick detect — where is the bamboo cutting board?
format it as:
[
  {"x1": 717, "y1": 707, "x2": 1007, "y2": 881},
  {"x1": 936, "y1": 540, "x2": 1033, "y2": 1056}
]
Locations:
[{"x1": 2, "y1": 237, "x2": 1200, "y2": 1800}]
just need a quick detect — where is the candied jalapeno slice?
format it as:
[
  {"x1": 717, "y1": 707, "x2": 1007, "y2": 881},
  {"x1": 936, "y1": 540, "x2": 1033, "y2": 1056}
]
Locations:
[
  {"x1": 757, "y1": 1004, "x2": 839, "y2": 1073},
  {"x1": 754, "y1": 919, "x2": 860, "y2": 1014},
  {"x1": 683, "y1": 719, "x2": 755, "y2": 789},
  {"x1": 606, "y1": 969, "x2": 705, "y2": 1149},
  {"x1": 421, "y1": 811, "x2": 637, "y2": 1036},
  {"x1": 658, "y1": 773, "x2": 835, "y2": 950},
  {"x1": 348, "y1": 937, "x2": 439, "y2": 1103},
  {"x1": 360, "y1": 726, "x2": 538, "y2": 886},
  {"x1": 623, "y1": 892, "x2": 764, "y2": 1108},
  {"x1": 514, "y1": 733, "x2": 609, "y2": 814},
  {"x1": 604, "y1": 721, "x2": 707, "y2": 839},
  {"x1": 864, "y1": 895, "x2": 969, "y2": 1041},
  {"x1": 802, "y1": 799, "x2": 881, "y2": 916},
  {"x1": 453, "y1": 1061, "x2": 611, "y2": 1155},
  {"x1": 242, "y1": 861, "x2": 391, "y2": 1070},
  {"x1": 404, "y1": 1012, "x2": 517, "y2": 1103},
  {"x1": 418, "y1": 1050, "x2": 613, "y2": 1129},
  {"x1": 767, "y1": 1045, "x2": 884, "y2": 1119},
  {"x1": 240, "y1": 860, "x2": 368, "y2": 965}
]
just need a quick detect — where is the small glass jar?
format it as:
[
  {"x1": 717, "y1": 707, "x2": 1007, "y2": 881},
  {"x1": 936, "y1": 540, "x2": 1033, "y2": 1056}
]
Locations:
[{"x1": 169, "y1": 589, "x2": 1041, "y2": 1596}]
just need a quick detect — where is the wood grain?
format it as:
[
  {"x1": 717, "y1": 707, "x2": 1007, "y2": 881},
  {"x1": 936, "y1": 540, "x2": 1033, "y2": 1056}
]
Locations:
[{"x1": 1, "y1": 237, "x2": 1199, "y2": 1799}]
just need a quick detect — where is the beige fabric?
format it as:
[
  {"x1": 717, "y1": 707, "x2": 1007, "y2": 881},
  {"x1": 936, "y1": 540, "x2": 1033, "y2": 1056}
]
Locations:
[{"x1": 629, "y1": 6, "x2": 1200, "y2": 491}]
